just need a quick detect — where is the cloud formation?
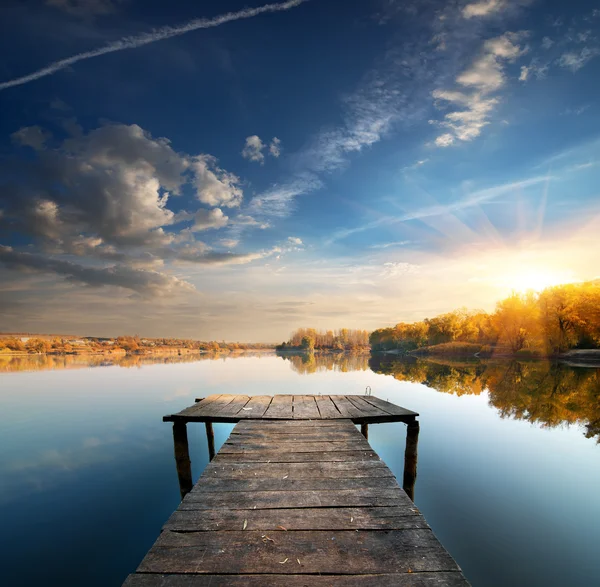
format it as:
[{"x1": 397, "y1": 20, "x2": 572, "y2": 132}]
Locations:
[
  {"x1": 432, "y1": 32, "x2": 527, "y2": 147},
  {"x1": 0, "y1": 246, "x2": 191, "y2": 296},
  {"x1": 0, "y1": 122, "x2": 286, "y2": 295},
  {"x1": 241, "y1": 135, "x2": 282, "y2": 164},
  {"x1": 0, "y1": 0, "x2": 310, "y2": 91}
]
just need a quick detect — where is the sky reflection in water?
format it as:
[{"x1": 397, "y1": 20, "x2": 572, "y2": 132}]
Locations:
[{"x1": 1, "y1": 352, "x2": 599, "y2": 587}]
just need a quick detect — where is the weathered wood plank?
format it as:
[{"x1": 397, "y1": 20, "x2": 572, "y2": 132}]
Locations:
[
  {"x1": 211, "y1": 395, "x2": 251, "y2": 417},
  {"x1": 330, "y1": 395, "x2": 367, "y2": 418},
  {"x1": 124, "y1": 573, "x2": 470, "y2": 586},
  {"x1": 192, "y1": 475, "x2": 403, "y2": 493},
  {"x1": 188, "y1": 394, "x2": 237, "y2": 417},
  {"x1": 139, "y1": 529, "x2": 460, "y2": 575},
  {"x1": 234, "y1": 395, "x2": 273, "y2": 418},
  {"x1": 201, "y1": 460, "x2": 393, "y2": 480},
  {"x1": 292, "y1": 395, "x2": 320, "y2": 419},
  {"x1": 180, "y1": 488, "x2": 405, "y2": 509},
  {"x1": 164, "y1": 394, "x2": 223, "y2": 420},
  {"x1": 347, "y1": 395, "x2": 389, "y2": 416},
  {"x1": 220, "y1": 440, "x2": 370, "y2": 453},
  {"x1": 129, "y1": 401, "x2": 471, "y2": 587},
  {"x1": 212, "y1": 450, "x2": 380, "y2": 463},
  {"x1": 262, "y1": 395, "x2": 293, "y2": 419},
  {"x1": 227, "y1": 430, "x2": 364, "y2": 444},
  {"x1": 362, "y1": 396, "x2": 419, "y2": 418},
  {"x1": 164, "y1": 506, "x2": 425, "y2": 531},
  {"x1": 315, "y1": 394, "x2": 344, "y2": 418},
  {"x1": 236, "y1": 418, "x2": 353, "y2": 427}
]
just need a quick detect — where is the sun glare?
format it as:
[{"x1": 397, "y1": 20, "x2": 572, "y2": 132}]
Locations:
[{"x1": 502, "y1": 269, "x2": 574, "y2": 293}]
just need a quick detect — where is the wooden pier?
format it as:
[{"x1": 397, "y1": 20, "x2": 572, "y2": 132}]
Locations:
[{"x1": 123, "y1": 395, "x2": 469, "y2": 586}]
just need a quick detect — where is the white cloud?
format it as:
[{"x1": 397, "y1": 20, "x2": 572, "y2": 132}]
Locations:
[
  {"x1": 191, "y1": 208, "x2": 229, "y2": 231},
  {"x1": 462, "y1": 0, "x2": 506, "y2": 19},
  {"x1": 380, "y1": 262, "x2": 420, "y2": 279},
  {"x1": 557, "y1": 48, "x2": 599, "y2": 72},
  {"x1": 269, "y1": 137, "x2": 282, "y2": 158},
  {"x1": 191, "y1": 155, "x2": 243, "y2": 208},
  {"x1": 242, "y1": 135, "x2": 266, "y2": 163},
  {"x1": 0, "y1": 122, "x2": 280, "y2": 296},
  {"x1": 11, "y1": 126, "x2": 51, "y2": 150},
  {"x1": 287, "y1": 236, "x2": 303, "y2": 246},
  {"x1": 248, "y1": 174, "x2": 323, "y2": 219},
  {"x1": 541, "y1": 37, "x2": 554, "y2": 50},
  {"x1": 519, "y1": 65, "x2": 529, "y2": 81},
  {"x1": 242, "y1": 135, "x2": 282, "y2": 163},
  {"x1": 1, "y1": 0, "x2": 309, "y2": 91},
  {"x1": 370, "y1": 240, "x2": 411, "y2": 249},
  {"x1": 219, "y1": 238, "x2": 239, "y2": 249},
  {"x1": 401, "y1": 159, "x2": 429, "y2": 172},
  {"x1": 434, "y1": 132, "x2": 456, "y2": 147},
  {"x1": 432, "y1": 32, "x2": 527, "y2": 147}
]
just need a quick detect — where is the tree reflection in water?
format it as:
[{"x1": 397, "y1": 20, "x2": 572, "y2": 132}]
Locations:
[{"x1": 370, "y1": 355, "x2": 600, "y2": 443}]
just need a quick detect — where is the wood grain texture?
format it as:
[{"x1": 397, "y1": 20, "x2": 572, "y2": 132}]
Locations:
[
  {"x1": 165, "y1": 395, "x2": 419, "y2": 423},
  {"x1": 139, "y1": 529, "x2": 460, "y2": 575},
  {"x1": 164, "y1": 506, "x2": 425, "y2": 532},
  {"x1": 129, "y1": 403, "x2": 469, "y2": 587},
  {"x1": 124, "y1": 573, "x2": 469, "y2": 586}
]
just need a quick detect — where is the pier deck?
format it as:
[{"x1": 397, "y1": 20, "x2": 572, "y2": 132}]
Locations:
[
  {"x1": 163, "y1": 394, "x2": 419, "y2": 424},
  {"x1": 124, "y1": 397, "x2": 470, "y2": 586}
]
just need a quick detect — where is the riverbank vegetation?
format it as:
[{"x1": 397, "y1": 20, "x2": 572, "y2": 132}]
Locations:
[
  {"x1": 276, "y1": 328, "x2": 370, "y2": 351},
  {"x1": 370, "y1": 281, "x2": 600, "y2": 358},
  {"x1": 0, "y1": 334, "x2": 274, "y2": 355}
]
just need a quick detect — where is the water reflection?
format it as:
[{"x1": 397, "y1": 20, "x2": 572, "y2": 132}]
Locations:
[
  {"x1": 277, "y1": 350, "x2": 370, "y2": 374},
  {"x1": 370, "y1": 355, "x2": 600, "y2": 443},
  {"x1": 0, "y1": 350, "x2": 271, "y2": 373}
]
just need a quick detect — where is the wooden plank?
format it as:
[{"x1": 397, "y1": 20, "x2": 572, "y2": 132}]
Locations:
[
  {"x1": 164, "y1": 506, "x2": 426, "y2": 531},
  {"x1": 211, "y1": 395, "x2": 251, "y2": 417},
  {"x1": 201, "y1": 460, "x2": 393, "y2": 480},
  {"x1": 236, "y1": 418, "x2": 352, "y2": 427},
  {"x1": 180, "y1": 488, "x2": 405, "y2": 509},
  {"x1": 234, "y1": 395, "x2": 273, "y2": 418},
  {"x1": 220, "y1": 441, "x2": 370, "y2": 453},
  {"x1": 228, "y1": 431, "x2": 361, "y2": 442},
  {"x1": 189, "y1": 394, "x2": 238, "y2": 417},
  {"x1": 138, "y1": 529, "x2": 460, "y2": 575},
  {"x1": 262, "y1": 395, "x2": 293, "y2": 419},
  {"x1": 164, "y1": 394, "x2": 223, "y2": 420},
  {"x1": 330, "y1": 395, "x2": 367, "y2": 418},
  {"x1": 292, "y1": 395, "x2": 320, "y2": 419},
  {"x1": 191, "y1": 475, "x2": 403, "y2": 493},
  {"x1": 362, "y1": 396, "x2": 419, "y2": 418},
  {"x1": 315, "y1": 394, "x2": 343, "y2": 418},
  {"x1": 125, "y1": 573, "x2": 470, "y2": 586},
  {"x1": 347, "y1": 395, "x2": 389, "y2": 416},
  {"x1": 212, "y1": 450, "x2": 380, "y2": 463}
]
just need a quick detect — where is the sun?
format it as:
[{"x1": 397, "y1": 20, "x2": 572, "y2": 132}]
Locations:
[{"x1": 502, "y1": 268, "x2": 574, "y2": 293}]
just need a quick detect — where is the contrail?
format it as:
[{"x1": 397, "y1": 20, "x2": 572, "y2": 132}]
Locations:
[{"x1": 0, "y1": 0, "x2": 310, "y2": 91}]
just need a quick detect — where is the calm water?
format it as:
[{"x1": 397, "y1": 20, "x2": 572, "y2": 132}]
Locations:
[{"x1": 1, "y1": 352, "x2": 599, "y2": 586}]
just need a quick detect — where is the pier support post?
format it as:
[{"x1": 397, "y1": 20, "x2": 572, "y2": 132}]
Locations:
[
  {"x1": 205, "y1": 421, "x2": 215, "y2": 461},
  {"x1": 360, "y1": 423, "x2": 369, "y2": 440},
  {"x1": 172, "y1": 421, "x2": 193, "y2": 499},
  {"x1": 403, "y1": 419, "x2": 419, "y2": 501}
]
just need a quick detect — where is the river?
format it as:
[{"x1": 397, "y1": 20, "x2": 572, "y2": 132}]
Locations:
[{"x1": 1, "y1": 352, "x2": 599, "y2": 586}]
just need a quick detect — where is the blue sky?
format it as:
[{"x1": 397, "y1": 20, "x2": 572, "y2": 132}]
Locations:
[{"x1": 0, "y1": 0, "x2": 599, "y2": 341}]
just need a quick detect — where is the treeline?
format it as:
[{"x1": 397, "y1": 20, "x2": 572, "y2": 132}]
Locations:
[
  {"x1": 0, "y1": 335, "x2": 273, "y2": 355},
  {"x1": 370, "y1": 281, "x2": 600, "y2": 357},
  {"x1": 277, "y1": 328, "x2": 370, "y2": 351}
]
